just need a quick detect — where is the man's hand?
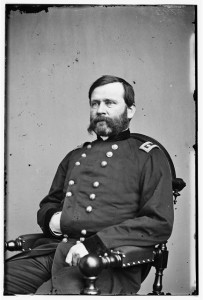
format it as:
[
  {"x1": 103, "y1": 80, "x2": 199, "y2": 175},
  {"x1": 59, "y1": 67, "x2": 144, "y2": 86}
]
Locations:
[{"x1": 65, "y1": 243, "x2": 89, "y2": 266}]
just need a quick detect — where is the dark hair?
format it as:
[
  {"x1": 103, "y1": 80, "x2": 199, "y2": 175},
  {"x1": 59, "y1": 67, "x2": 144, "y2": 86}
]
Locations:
[{"x1": 88, "y1": 75, "x2": 135, "y2": 107}]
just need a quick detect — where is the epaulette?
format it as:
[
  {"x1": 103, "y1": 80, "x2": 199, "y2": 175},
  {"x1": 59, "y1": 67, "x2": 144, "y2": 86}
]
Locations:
[{"x1": 139, "y1": 141, "x2": 159, "y2": 153}]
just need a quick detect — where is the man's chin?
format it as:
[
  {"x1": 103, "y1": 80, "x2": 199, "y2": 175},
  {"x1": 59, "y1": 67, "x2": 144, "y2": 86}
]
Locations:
[{"x1": 94, "y1": 124, "x2": 112, "y2": 137}]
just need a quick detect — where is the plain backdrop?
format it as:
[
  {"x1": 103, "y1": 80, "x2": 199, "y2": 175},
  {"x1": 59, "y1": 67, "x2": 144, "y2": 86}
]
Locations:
[{"x1": 5, "y1": 5, "x2": 196, "y2": 295}]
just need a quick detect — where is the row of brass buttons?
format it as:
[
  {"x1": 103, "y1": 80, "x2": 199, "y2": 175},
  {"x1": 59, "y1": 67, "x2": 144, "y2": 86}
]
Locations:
[
  {"x1": 65, "y1": 142, "x2": 119, "y2": 243},
  {"x1": 78, "y1": 143, "x2": 119, "y2": 238}
]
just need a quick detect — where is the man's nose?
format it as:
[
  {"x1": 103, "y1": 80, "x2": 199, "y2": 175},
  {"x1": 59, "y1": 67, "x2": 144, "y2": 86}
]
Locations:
[{"x1": 97, "y1": 103, "x2": 106, "y2": 115}]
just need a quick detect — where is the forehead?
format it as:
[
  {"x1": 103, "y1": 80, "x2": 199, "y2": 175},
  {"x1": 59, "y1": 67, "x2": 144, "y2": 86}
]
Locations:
[{"x1": 91, "y1": 82, "x2": 125, "y2": 100}]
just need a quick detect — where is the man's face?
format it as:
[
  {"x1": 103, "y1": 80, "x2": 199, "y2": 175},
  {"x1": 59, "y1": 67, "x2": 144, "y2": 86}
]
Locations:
[{"x1": 88, "y1": 82, "x2": 133, "y2": 137}]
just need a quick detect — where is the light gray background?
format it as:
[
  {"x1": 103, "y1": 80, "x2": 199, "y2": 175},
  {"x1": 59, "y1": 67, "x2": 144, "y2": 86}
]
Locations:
[{"x1": 5, "y1": 5, "x2": 196, "y2": 295}]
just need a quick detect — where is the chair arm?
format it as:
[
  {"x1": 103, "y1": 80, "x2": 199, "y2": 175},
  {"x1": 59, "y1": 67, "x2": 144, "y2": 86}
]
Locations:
[
  {"x1": 5, "y1": 233, "x2": 45, "y2": 252},
  {"x1": 112, "y1": 245, "x2": 155, "y2": 267},
  {"x1": 79, "y1": 245, "x2": 155, "y2": 295}
]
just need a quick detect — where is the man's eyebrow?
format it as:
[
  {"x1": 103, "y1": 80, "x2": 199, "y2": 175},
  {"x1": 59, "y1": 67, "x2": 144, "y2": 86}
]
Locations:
[
  {"x1": 91, "y1": 98, "x2": 118, "y2": 103},
  {"x1": 91, "y1": 99, "x2": 100, "y2": 103},
  {"x1": 104, "y1": 98, "x2": 117, "y2": 102}
]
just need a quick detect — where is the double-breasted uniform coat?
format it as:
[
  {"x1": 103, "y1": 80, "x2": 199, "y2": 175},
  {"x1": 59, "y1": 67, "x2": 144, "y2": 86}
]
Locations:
[{"x1": 6, "y1": 130, "x2": 174, "y2": 294}]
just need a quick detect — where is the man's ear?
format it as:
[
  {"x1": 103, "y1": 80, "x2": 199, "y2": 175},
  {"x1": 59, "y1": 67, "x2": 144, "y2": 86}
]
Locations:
[{"x1": 127, "y1": 104, "x2": 136, "y2": 119}]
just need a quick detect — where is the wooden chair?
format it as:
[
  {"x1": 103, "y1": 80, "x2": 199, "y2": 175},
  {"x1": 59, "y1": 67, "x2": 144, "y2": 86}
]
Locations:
[{"x1": 5, "y1": 133, "x2": 186, "y2": 295}]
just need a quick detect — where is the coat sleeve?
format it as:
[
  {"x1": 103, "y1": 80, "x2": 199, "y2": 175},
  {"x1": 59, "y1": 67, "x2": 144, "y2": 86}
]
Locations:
[
  {"x1": 37, "y1": 151, "x2": 73, "y2": 237},
  {"x1": 83, "y1": 148, "x2": 174, "y2": 252}
]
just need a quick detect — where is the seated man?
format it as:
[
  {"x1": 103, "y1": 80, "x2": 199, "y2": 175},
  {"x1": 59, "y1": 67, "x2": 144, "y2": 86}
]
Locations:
[{"x1": 4, "y1": 75, "x2": 174, "y2": 295}]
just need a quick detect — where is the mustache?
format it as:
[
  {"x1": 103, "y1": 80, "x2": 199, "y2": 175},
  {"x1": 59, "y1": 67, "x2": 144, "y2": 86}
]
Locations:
[{"x1": 91, "y1": 116, "x2": 112, "y2": 123}]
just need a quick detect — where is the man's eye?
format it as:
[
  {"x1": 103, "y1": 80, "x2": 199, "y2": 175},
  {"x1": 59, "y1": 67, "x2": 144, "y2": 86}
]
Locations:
[
  {"x1": 91, "y1": 102, "x2": 98, "y2": 108},
  {"x1": 105, "y1": 101, "x2": 114, "y2": 107}
]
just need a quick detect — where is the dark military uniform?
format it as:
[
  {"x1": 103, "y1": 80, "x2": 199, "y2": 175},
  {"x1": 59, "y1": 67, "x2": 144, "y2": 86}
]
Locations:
[{"x1": 5, "y1": 130, "x2": 174, "y2": 295}]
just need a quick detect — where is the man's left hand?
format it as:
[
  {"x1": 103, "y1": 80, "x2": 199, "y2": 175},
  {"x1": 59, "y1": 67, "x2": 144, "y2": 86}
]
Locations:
[{"x1": 65, "y1": 243, "x2": 89, "y2": 266}]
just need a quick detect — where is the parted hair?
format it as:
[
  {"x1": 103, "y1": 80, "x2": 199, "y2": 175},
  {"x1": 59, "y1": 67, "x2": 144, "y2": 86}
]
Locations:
[{"x1": 88, "y1": 75, "x2": 135, "y2": 108}]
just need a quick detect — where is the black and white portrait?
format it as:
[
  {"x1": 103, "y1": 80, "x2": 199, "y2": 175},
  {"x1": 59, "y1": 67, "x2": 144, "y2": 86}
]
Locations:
[{"x1": 4, "y1": 1, "x2": 197, "y2": 295}]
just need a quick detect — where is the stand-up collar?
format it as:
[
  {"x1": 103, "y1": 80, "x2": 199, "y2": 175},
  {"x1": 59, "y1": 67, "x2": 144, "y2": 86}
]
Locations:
[{"x1": 97, "y1": 129, "x2": 131, "y2": 142}]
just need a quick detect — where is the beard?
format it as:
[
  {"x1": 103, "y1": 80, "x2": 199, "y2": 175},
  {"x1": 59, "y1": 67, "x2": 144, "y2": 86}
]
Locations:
[{"x1": 87, "y1": 107, "x2": 129, "y2": 137}]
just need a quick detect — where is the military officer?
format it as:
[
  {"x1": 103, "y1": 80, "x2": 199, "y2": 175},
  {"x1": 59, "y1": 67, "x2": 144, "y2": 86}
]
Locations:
[{"x1": 5, "y1": 75, "x2": 174, "y2": 295}]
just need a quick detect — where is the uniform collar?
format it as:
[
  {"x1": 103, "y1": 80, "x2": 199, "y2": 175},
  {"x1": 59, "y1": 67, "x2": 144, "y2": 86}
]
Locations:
[{"x1": 97, "y1": 129, "x2": 131, "y2": 142}]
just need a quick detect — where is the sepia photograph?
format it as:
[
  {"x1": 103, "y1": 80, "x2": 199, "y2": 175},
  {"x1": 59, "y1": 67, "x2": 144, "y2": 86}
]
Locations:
[{"x1": 3, "y1": 2, "x2": 197, "y2": 296}]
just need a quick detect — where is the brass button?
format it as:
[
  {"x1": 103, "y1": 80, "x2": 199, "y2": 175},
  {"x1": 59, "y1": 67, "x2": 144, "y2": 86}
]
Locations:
[
  {"x1": 89, "y1": 193, "x2": 96, "y2": 200},
  {"x1": 86, "y1": 206, "x2": 93, "y2": 213},
  {"x1": 81, "y1": 153, "x2": 87, "y2": 158},
  {"x1": 93, "y1": 181, "x2": 100, "y2": 188},
  {"x1": 112, "y1": 144, "x2": 118, "y2": 150},
  {"x1": 106, "y1": 151, "x2": 113, "y2": 158},
  {"x1": 87, "y1": 144, "x2": 92, "y2": 149},
  {"x1": 75, "y1": 161, "x2": 80, "y2": 166},
  {"x1": 66, "y1": 191, "x2": 72, "y2": 197},
  {"x1": 101, "y1": 161, "x2": 107, "y2": 167},
  {"x1": 81, "y1": 229, "x2": 87, "y2": 235},
  {"x1": 69, "y1": 180, "x2": 75, "y2": 186},
  {"x1": 62, "y1": 238, "x2": 68, "y2": 243},
  {"x1": 80, "y1": 237, "x2": 85, "y2": 242},
  {"x1": 62, "y1": 235, "x2": 68, "y2": 243}
]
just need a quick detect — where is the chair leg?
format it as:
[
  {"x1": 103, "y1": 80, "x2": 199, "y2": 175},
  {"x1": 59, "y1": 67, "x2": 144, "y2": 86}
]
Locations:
[
  {"x1": 149, "y1": 243, "x2": 169, "y2": 295},
  {"x1": 152, "y1": 267, "x2": 165, "y2": 295}
]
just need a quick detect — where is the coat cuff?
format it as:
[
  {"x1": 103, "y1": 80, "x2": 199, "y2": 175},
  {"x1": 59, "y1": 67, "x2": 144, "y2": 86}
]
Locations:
[
  {"x1": 83, "y1": 234, "x2": 108, "y2": 255},
  {"x1": 42, "y1": 208, "x2": 61, "y2": 237}
]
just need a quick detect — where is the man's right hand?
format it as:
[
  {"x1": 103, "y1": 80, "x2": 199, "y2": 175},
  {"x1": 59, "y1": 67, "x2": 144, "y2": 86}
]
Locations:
[{"x1": 49, "y1": 211, "x2": 62, "y2": 235}]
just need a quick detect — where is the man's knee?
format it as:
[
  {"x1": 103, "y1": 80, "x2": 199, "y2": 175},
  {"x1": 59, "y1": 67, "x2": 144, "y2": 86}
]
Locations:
[{"x1": 4, "y1": 255, "x2": 53, "y2": 295}]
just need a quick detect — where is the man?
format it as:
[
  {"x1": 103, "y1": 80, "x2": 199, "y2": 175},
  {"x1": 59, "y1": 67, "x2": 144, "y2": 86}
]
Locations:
[{"x1": 5, "y1": 75, "x2": 174, "y2": 295}]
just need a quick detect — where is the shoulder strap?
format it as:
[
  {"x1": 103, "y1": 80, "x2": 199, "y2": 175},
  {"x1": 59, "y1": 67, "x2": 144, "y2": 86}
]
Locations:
[{"x1": 139, "y1": 141, "x2": 159, "y2": 153}]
